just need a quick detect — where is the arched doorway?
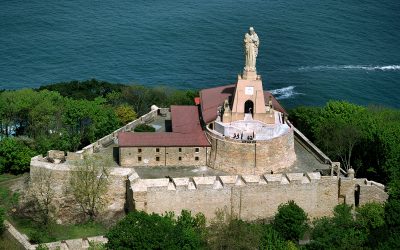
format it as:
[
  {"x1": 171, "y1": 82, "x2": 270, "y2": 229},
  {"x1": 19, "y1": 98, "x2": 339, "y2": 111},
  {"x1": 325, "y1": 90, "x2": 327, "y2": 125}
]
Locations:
[{"x1": 244, "y1": 100, "x2": 254, "y2": 116}]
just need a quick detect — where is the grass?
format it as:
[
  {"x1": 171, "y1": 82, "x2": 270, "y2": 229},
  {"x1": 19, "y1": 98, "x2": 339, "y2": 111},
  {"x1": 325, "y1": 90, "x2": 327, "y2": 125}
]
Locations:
[
  {"x1": 0, "y1": 231, "x2": 24, "y2": 250},
  {"x1": 0, "y1": 173, "x2": 108, "y2": 244},
  {"x1": 8, "y1": 216, "x2": 108, "y2": 243}
]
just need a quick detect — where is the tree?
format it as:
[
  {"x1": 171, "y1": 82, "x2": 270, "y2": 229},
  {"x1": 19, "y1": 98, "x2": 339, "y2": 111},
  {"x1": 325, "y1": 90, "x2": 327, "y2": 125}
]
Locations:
[
  {"x1": 0, "y1": 137, "x2": 36, "y2": 174},
  {"x1": 114, "y1": 104, "x2": 137, "y2": 125},
  {"x1": 273, "y1": 200, "x2": 308, "y2": 241},
  {"x1": 26, "y1": 168, "x2": 56, "y2": 225},
  {"x1": 315, "y1": 119, "x2": 362, "y2": 170},
  {"x1": 69, "y1": 154, "x2": 110, "y2": 221},
  {"x1": 207, "y1": 210, "x2": 263, "y2": 250},
  {"x1": 307, "y1": 204, "x2": 367, "y2": 249}
]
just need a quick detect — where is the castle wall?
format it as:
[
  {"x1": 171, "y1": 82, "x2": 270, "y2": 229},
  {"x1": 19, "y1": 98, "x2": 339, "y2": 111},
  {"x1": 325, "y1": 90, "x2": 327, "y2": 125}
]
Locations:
[
  {"x1": 339, "y1": 178, "x2": 388, "y2": 207},
  {"x1": 119, "y1": 146, "x2": 208, "y2": 167},
  {"x1": 207, "y1": 128, "x2": 296, "y2": 174},
  {"x1": 130, "y1": 173, "x2": 338, "y2": 220},
  {"x1": 29, "y1": 156, "x2": 133, "y2": 223},
  {"x1": 130, "y1": 173, "x2": 387, "y2": 221}
]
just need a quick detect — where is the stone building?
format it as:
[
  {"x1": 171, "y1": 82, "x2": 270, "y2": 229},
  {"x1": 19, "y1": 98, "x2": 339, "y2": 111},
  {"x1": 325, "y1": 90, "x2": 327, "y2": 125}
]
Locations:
[
  {"x1": 119, "y1": 105, "x2": 210, "y2": 167},
  {"x1": 28, "y1": 27, "x2": 388, "y2": 224}
]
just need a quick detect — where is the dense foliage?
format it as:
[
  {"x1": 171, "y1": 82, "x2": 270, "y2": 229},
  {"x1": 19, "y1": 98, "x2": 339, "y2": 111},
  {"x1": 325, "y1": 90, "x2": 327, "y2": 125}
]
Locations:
[
  {"x1": 106, "y1": 210, "x2": 206, "y2": 250},
  {"x1": 273, "y1": 200, "x2": 308, "y2": 241},
  {"x1": 290, "y1": 101, "x2": 400, "y2": 248},
  {"x1": 0, "y1": 80, "x2": 198, "y2": 174},
  {"x1": 0, "y1": 138, "x2": 36, "y2": 174},
  {"x1": 289, "y1": 101, "x2": 400, "y2": 183}
]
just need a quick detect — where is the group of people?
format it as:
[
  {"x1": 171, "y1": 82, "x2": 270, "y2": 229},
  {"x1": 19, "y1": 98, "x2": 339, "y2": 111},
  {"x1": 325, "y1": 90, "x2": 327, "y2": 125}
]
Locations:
[
  {"x1": 232, "y1": 132, "x2": 243, "y2": 140},
  {"x1": 232, "y1": 131, "x2": 255, "y2": 141}
]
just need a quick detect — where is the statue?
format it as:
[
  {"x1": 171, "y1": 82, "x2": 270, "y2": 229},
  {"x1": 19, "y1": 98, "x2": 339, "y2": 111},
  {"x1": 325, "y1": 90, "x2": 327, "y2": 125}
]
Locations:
[{"x1": 244, "y1": 27, "x2": 259, "y2": 72}]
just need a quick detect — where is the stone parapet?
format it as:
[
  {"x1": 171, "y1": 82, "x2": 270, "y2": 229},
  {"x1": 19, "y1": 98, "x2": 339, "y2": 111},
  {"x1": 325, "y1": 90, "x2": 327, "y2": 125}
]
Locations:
[
  {"x1": 129, "y1": 172, "x2": 387, "y2": 221},
  {"x1": 81, "y1": 109, "x2": 160, "y2": 154}
]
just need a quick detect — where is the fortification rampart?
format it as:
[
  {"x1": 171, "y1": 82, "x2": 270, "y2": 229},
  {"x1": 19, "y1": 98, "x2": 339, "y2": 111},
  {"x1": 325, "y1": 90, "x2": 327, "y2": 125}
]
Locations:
[
  {"x1": 206, "y1": 127, "x2": 296, "y2": 174},
  {"x1": 29, "y1": 155, "x2": 133, "y2": 223},
  {"x1": 129, "y1": 172, "x2": 387, "y2": 221}
]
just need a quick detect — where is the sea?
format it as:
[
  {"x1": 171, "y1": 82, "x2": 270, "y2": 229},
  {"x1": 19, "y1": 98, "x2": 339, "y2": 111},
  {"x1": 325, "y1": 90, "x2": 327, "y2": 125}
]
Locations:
[{"x1": 1, "y1": 0, "x2": 399, "y2": 109}]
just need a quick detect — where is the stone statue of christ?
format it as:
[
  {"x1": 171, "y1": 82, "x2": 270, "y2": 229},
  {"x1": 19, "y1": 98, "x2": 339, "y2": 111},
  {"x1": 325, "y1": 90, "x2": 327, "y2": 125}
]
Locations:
[{"x1": 244, "y1": 27, "x2": 259, "y2": 72}]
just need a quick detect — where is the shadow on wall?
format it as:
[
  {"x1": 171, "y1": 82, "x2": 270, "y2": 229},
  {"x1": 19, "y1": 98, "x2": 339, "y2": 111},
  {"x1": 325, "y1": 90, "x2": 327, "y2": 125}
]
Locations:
[{"x1": 113, "y1": 147, "x2": 119, "y2": 165}]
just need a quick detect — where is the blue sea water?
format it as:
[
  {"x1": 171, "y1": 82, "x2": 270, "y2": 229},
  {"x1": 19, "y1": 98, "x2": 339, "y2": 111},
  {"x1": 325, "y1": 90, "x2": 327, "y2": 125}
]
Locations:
[{"x1": 1, "y1": 0, "x2": 399, "y2": 109}]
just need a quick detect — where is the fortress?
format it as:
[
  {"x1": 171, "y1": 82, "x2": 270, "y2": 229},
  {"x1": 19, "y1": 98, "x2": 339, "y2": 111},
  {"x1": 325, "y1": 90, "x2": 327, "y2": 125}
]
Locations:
[{"x1": 29, "y1": 28, "x2": 387, "y2": 223}]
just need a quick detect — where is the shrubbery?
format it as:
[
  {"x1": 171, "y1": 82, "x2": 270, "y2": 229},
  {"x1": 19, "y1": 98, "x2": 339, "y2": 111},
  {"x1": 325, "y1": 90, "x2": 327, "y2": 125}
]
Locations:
[
  {"x1": 106, "y1": 210, "x2": 206, "y2": 249},
  {"x1": 273, "y1": 200, "x2": 308, "y2": 241},
  {"x1": 133, "y1": 124, "x2": 156, "y2": 132}
]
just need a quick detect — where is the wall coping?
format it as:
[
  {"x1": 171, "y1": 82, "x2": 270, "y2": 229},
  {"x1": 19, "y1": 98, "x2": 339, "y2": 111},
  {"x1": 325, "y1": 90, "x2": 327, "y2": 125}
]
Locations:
[{"x1": 130, "y1": 172, "x2": 338, "y2": 192}]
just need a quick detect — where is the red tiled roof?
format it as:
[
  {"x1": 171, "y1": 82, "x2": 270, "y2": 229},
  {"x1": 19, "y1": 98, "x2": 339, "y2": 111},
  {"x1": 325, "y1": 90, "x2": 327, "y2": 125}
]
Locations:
[
  {"x1": 199, "y1": 84, "x2": 287, "y2": 124},
  {"x1": 118, "y1": 106, "x2": 210, "y2": 147},
  {"x1": 118, "y1": 132, "x2": 210, "y2": 147},
  {"x1": 199, "y1": 84, "x2": 236, "y2": 124},
  {"x1": 171, "y1": 105, "x2": 202, "y2": 134}
]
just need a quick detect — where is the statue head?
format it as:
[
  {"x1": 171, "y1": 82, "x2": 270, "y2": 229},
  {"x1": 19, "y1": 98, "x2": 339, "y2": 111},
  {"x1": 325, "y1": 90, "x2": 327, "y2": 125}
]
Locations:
[{"x1": 249, "y1": 27, "x2": 255, "y2": 35}]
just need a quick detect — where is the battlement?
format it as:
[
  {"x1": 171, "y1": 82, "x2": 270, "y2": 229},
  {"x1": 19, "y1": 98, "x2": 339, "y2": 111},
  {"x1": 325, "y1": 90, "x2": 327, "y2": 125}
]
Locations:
[{"x1": 130, "y1": 172, "x2": 328, "y2": 192}]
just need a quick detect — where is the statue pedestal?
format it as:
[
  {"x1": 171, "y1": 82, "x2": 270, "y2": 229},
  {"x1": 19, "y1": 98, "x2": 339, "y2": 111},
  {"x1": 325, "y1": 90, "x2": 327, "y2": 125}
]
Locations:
[{"x1": 242, "y1": 70, "x2": 259, "y2": 80}]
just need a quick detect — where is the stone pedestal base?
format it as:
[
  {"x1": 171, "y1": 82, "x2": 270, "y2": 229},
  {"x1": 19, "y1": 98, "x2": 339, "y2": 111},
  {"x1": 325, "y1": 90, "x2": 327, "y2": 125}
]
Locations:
[{"x1": 241, "y1": 70, "x2": 259, "y2": 80}]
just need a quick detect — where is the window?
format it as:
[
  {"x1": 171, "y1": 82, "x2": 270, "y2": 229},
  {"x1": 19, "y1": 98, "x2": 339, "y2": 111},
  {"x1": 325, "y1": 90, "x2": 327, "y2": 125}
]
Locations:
[
  {"x1": 138, "y1": 148, "x2": 142, "y2": 153},
  {"x1": 195, "y1": 156, "x2": 199, "y2": 161},
  {"x1": 156, "y1": 157, "x2": 160, "y2": 161},
  {"x1": 156, "y1": 148, "x2": 160, "y2": 152},
  {"x1": 179, "y1": 148, "x2": 182, "y2": 152},
  {"x1": 195, "y1": 148, "x2": 199, "y2": 153},
  {"x1": 179, "y1": 157, "x2": 182, "y2": 161},
  {"x1": 138, "y1": 156, "x2": 142, "y2": 161}
]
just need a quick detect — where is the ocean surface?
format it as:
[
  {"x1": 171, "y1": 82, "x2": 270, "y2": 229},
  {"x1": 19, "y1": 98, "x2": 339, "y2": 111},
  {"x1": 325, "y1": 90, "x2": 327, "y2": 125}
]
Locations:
[{"x1": 1, "y1": 0, "x2": 399, "y2": 109}]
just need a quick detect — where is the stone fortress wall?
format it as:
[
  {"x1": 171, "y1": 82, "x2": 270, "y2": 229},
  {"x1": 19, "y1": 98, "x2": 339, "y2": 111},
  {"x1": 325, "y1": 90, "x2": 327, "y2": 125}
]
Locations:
[
  {"x1": 27, "y1": 108, "x2": 388, "y2": 224},
  {"x1": 128, "y1": 172, "x2": 388, "y2": 221},
  {"x1": 30, "y1": 155, "x2": 133, "y2": 224},
  {"x1": 120, "y1": 146, "x2": 209, "y2": 167},
  {"x1": 206, "y1": 126, "x2": 296, "y2": 175}
]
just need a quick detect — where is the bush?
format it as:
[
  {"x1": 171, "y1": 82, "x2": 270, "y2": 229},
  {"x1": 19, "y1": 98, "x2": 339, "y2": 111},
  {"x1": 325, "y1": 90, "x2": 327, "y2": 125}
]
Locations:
[
  {"x1": 29, "y1": 230, "x2": 47, "y2": 244},
  {"x1": 273, "y1": 200, "x2": 308, "y2": 241},
  {"x1": 307, "y1": 204, "x2": 367, "y2": 249},
  {"x1": 259, "y1": 224, "x2": 289, "y2": 250},
  {"x1": 133, "y1": 124, "x2": 155, "y2": 132},
  {"x1": 35, "y1": 244, "x2": 49, "y2": 250},
  {"x1": 106, "y1": 210, "x2": 205, "y2": 249}
]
